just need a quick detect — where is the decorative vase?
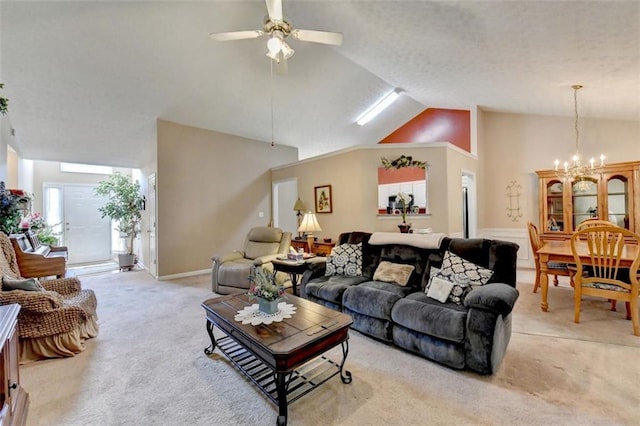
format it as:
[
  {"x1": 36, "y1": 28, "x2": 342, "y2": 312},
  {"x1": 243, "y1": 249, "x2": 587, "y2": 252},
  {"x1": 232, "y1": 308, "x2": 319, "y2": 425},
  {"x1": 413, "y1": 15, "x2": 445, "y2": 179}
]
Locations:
[
  {"x1": 398, "y1": 223, "x2": 411, "y2": 233},
  {"x1": 258, "y1": 297, "x2": 279, "y2": 315}
]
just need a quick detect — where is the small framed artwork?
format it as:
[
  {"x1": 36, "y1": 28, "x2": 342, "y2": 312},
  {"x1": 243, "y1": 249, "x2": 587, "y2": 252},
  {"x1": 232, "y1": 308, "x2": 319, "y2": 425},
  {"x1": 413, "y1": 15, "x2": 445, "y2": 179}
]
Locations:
[{"x1": 314, "y1": 185, "x2": 333, "y2": 213}]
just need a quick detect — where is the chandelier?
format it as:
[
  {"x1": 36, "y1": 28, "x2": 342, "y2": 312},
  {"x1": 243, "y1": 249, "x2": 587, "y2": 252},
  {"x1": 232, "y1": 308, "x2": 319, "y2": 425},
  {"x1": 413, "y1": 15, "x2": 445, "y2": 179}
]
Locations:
[{"x1": 554, "y1": 85, "x2": 604, "y2": 188}]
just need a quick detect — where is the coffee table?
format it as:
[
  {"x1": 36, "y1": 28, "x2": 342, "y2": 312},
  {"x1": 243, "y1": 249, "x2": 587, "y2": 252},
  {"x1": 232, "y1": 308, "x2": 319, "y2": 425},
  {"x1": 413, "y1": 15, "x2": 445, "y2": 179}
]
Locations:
[{"x1": 202, "y1": 293, "x2": 353, "y2": 426}]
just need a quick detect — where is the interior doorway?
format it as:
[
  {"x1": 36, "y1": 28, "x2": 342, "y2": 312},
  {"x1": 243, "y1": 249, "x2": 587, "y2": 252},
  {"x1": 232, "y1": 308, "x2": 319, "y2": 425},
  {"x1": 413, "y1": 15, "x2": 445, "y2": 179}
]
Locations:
[
  {"x1": 272, "y1": 178, "x2": 298, "y2": 235},
  {"x1": 147, "y1": 173, "x2": 157, "y2": 277}
]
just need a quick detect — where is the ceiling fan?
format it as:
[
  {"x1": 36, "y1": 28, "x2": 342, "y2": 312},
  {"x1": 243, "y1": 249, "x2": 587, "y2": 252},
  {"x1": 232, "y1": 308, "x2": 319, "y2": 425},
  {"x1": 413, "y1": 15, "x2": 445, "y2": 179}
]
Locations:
[{"x1": 210, "y1": 0, "x2": 343, "y2": 73}]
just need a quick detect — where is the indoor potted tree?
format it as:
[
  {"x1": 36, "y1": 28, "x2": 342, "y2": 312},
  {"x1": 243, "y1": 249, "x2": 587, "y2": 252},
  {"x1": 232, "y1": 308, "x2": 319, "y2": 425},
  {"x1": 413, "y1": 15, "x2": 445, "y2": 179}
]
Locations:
[{"x1": 95, "y1": 173, "x2": 144, "y2": 270}]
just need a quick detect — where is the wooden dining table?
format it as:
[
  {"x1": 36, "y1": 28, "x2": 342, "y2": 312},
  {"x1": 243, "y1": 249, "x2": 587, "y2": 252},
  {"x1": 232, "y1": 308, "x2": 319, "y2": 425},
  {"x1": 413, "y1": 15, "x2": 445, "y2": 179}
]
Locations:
[{"x1": 537, "y1": 239, "x2": 639, "y2": 312}]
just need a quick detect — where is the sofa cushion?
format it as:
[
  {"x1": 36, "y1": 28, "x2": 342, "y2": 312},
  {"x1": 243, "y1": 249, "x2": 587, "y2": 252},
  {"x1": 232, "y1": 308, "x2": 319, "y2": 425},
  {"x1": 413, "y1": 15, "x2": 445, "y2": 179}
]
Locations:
[
  {"x1": 372, "y1": 261, "x2": 415, "y2": 286},
  {"x1": 343, "y1": 281, "x2": 412, "y2": 320},
  {"x1": 391, "y1": 292, "x2": 468, "y2": 343},
  {"x1": 325, "y1": 243, "x2": 362, "y2": 277},
  {"x1": 305, "y1": 274, "x2": 369, "y2": 305},
  {"x1": 244, "y1": 241, "x2": 280, "y2": 260}
]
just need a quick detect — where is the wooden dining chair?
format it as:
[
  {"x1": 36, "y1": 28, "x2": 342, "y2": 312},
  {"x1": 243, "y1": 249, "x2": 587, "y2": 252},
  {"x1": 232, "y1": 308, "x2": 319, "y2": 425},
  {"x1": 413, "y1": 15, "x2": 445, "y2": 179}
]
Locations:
[
  {"x1": 527, "y1": 222, "x2": 574, "y2": 293},
  {"x1": 575, "y1": 218, "x2": 617, "y2": 231},
  {"x1": 570, "y1": 226, "x2": 640, "y2": 336},
  {"x1": 574, "y1": 218, "x2": 624, "y2": 312}
]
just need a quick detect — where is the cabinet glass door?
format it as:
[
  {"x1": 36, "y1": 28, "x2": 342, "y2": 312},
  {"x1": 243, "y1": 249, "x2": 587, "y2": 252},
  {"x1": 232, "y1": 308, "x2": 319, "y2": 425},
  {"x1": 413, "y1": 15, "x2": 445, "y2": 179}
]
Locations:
[
  {"x1": 572, "y1": 177, "x2": 598, "y2": 229},
  {"x1": 606, "y1": 175, "x2": 630, "y2": 229},
  {"x1": 545, "y1": 180, "x2": 564, "y2": 232}
]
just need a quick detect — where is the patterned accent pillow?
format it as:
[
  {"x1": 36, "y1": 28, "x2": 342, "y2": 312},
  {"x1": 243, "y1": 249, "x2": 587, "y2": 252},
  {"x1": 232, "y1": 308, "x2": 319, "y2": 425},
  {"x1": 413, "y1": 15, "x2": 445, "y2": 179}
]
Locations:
[
  {"x1": 373, "y1": 261, "x2": 415, "y2": 286},
  {"x1": 325, "y1": 243, "x2": 363, "y2": 277},
  {"x1": 424, "y1": 251, "x2": 493, "y2": 304}
]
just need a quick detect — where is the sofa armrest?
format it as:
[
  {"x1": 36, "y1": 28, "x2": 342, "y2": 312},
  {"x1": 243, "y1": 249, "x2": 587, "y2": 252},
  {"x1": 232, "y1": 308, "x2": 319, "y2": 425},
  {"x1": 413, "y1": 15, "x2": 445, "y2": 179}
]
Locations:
[
  {"x1": 212, "y1": 251, "x2": 244, "y2": 264},
  {"x1": 40, "y1": 276, "x2": 82, "y2": 295},
  {"x1": 304, "y1": 261, "x2": 327, "y2": 280},
  {"x1": 0, "y1": 290, "x2": 63, "y2": 312},
  {"x1": 252, "y1": 254, "x2": 280, "y2": 266},
  {"x1": 464, "y1": 283, "x2": 519, "y2": 317}
]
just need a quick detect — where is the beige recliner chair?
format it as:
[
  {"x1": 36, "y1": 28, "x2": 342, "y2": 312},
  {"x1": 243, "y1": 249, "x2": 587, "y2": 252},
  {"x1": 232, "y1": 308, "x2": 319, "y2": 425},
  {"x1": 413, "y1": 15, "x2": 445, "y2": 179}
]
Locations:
[{"x1": 211, "y1": 227, "x2": 292, "y2": 294}]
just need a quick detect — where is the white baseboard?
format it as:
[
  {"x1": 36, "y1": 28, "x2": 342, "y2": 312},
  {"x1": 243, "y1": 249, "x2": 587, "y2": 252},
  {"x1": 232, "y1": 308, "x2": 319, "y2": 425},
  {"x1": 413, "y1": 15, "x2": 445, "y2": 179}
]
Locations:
[{"x1": 158, "y1": 269, "x2": 211, "y2": 281}]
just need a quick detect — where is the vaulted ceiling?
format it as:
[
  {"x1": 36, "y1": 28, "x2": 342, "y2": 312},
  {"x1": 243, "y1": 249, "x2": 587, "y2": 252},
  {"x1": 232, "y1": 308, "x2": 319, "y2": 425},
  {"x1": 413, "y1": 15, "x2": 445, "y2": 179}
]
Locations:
[{"x1": 2, "y1": 1, "x2": 638, "y2": 168}]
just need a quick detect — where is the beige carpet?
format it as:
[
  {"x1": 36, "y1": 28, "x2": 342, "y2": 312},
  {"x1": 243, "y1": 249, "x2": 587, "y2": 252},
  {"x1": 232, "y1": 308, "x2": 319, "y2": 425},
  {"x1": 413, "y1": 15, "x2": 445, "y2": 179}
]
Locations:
[{"x1": 20, "y1": 269, "x2": 639, "y2": 425}]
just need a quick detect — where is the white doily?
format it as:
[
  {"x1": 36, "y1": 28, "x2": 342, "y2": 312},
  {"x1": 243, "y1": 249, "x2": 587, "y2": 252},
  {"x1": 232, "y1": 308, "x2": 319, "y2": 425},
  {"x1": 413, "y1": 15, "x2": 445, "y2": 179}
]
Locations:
[{"x1": 234, "y1": 302, "x2": 297, "y2": 325}]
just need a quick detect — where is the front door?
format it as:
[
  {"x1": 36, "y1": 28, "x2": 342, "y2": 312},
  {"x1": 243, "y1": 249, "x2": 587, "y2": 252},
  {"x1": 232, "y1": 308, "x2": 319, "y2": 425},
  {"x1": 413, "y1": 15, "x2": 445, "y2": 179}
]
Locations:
[{"x1": 63, "y1": 184, "x2": 111, "y2": 264}]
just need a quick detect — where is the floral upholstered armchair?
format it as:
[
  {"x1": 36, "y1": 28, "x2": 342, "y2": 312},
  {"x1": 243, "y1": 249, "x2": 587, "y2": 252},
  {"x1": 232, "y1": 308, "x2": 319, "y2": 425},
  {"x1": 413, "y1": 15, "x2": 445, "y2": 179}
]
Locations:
[{"x1": 0, "y1": 232, "x2": 98, "y2": 363}]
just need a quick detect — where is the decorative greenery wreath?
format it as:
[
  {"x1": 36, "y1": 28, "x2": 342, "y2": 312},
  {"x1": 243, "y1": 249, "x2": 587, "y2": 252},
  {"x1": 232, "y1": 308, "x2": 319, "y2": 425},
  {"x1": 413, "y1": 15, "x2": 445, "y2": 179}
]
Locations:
[
  {"x1": 0, "y1": 83, "x2": 8, "y2": 115},
  {"x1": 381, "y1": 154, "x2": 426, "y2": 170}
]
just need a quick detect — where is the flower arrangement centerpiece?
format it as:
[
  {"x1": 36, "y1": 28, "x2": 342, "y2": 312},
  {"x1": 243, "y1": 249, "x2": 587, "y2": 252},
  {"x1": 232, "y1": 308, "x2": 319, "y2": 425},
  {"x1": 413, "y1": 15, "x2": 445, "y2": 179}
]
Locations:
[
  {"x1": 0, "y1": 182, "x2": 31, "y2": 235},
  {"x1": 396, "y1": 191, "x2": 412, "y2": 233},
  {"x1": 19, "y1": 212, "x2": 61, "y2": 245},
  {"x1": 248, "y1": 267, "x2": 286, "y2": 314}
]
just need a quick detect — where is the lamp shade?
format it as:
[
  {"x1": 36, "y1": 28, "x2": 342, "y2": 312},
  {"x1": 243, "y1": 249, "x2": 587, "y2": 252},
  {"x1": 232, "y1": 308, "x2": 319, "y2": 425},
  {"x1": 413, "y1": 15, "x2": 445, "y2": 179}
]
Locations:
[
  {"x1": 298, "y1": 212, "x2": 322, "y2": 233},
  {"x1": 293, "y1": 198, "x2": 306, "y2": 212}
]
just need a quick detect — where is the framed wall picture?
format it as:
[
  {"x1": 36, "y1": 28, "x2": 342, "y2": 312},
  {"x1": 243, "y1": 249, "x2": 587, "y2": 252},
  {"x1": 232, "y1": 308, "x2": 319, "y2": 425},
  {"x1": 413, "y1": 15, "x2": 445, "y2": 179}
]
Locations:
[{"x1": 314, "y1": 185, "x2": 333, "y2": 213}]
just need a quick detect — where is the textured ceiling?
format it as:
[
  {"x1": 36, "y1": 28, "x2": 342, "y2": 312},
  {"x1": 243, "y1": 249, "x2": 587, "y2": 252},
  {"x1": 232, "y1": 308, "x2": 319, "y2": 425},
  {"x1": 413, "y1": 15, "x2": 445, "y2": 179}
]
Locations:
[{"x1": 2, "y1": 1, "x2": 639, "y2": 168}]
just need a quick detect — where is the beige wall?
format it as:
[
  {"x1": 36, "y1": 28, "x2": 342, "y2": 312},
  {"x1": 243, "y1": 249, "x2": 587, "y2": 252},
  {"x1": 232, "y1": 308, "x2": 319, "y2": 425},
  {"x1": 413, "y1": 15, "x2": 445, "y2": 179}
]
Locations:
[
  {"x1": 482, "y1": 112, "x2": 640, "y2": 229},
  {"x1": 156, "y1": 120, "x2": 298, "y2": 277},
  {"x1": 271, "y1": 144, "x2": 479, "y2": 240}
]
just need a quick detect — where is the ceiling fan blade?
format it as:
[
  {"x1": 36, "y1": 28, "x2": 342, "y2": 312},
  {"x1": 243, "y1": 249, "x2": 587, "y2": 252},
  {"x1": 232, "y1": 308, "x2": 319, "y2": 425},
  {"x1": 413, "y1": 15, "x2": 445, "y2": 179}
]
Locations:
[
  {"x1": 291, "y1": 29, "x2": 343, "y2": 46},
  {"x1": 210, "y1": 30, "x2": 263, "y2": 42},
  {"x1": 265, "y1": 0, "x2": 283, "y2": 22}
]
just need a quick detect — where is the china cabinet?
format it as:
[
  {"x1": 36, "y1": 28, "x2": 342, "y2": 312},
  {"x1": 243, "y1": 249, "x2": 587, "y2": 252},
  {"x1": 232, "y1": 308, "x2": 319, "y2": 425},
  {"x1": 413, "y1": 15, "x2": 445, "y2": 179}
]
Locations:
[{"x1": 536, "y1": 160, "x2": 640, "y2": 241}]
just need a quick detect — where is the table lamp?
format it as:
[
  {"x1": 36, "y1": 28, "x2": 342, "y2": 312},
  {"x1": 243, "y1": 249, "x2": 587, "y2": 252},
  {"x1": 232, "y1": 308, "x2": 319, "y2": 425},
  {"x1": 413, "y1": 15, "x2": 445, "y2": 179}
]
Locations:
[
  {"x1": 298, "y1": 211, "x2": 322, "y2": 253},
  {"x1": 293, "y1": 198, "x2": 306, "y2": 238}
]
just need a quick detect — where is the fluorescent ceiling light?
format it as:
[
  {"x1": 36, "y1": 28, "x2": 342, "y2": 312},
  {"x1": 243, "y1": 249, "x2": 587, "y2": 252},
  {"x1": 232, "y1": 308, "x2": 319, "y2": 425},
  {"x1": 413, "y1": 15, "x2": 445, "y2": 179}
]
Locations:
[{"x1": 356, "y1": 89, "x2": 402, "y2": 126}]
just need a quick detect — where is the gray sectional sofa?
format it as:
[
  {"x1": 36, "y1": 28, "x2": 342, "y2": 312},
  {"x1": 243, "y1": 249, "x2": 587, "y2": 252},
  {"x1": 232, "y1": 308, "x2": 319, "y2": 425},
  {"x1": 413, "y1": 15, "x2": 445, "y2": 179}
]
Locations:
[{"x1": 300, "y1": 231, "x2": 519, "y2": 375}]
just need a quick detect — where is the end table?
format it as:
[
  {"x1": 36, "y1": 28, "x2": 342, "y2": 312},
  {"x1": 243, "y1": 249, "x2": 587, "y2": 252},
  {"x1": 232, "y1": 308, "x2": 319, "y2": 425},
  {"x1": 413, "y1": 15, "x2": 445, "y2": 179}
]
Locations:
[{"x1": 272, "y1": 257, "x2": 325, "y2": 297}]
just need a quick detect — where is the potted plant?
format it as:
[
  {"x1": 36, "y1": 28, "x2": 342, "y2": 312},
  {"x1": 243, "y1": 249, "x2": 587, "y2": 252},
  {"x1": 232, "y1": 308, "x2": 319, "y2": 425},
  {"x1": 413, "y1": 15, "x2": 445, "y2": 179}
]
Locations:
[
  {"x1": 95, "y1": 173, "x2": 144, "y2": 270},
  {"x1": 248, "y1": 267, "x2": 286, "y2": 314}
]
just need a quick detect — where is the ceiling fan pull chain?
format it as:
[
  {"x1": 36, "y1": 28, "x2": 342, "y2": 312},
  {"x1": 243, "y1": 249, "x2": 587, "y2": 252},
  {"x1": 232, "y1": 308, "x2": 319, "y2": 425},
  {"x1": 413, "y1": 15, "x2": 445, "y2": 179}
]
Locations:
[{"x1": 270, "y1": 60, "x2": 275, "y2": 147}]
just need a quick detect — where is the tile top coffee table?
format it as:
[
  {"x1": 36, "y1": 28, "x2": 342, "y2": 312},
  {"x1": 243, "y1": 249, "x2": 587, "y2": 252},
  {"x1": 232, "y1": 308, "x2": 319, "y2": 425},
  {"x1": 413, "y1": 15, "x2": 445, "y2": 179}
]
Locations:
[{"x1": 202, "y1": 293, "x2": 353, "y2": 426}]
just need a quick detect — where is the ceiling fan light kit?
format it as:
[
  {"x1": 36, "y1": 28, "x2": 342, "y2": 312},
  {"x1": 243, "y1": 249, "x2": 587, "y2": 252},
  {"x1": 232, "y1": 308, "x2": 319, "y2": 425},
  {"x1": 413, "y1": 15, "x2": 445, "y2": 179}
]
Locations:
[{"x1": 210, "y1": 0, "x2": 342, "y2": 72}]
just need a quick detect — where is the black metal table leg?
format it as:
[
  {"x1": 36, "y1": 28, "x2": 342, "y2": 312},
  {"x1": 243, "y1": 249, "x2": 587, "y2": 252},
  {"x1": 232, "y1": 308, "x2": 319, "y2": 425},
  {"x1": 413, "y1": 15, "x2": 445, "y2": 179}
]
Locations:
[
  {"x1": 204, "y1": 320, "x2": 217, "y2": 355},
  {"x1": 290, "y1": 273, "x2": 299, "y2": 297},
  {"x1": 276, "y1": 372, "x2": 288, "y2": 426},
  {"x1": 339, "y1": 340, "x2": 352, "y2": 384}
]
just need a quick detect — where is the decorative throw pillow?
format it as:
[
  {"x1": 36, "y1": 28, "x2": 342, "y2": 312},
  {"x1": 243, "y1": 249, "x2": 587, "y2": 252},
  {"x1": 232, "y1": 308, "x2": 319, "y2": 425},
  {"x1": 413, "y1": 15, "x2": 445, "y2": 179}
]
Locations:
[
  {"x1": 424, "y1": 252, "x2": 493, "y2": 304},
  {"x1": 426, "y1": 275, "x2": 454, "y2": 303},
  {"x1": 423, "y1": 266, "x2": 440, "y2": 293},
  {"x1": 2, "y1": 275, "x2": 43, "y2": 292},
  {"x1": 325, "y1": 243, "x2": 363, "y2": 277},
  {"x1": 373, "y1": 261, "x2": 415, "y2": 286},
  {"x1": 439, "y1": 251, "x2": 494, "y2": 288}
]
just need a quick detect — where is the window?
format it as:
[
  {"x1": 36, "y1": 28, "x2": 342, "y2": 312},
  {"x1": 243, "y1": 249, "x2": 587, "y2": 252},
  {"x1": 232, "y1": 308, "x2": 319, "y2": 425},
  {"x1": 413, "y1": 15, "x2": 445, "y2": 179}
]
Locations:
[{"x1": 60, "y1": 163, "x2": 113, "y2": 175}]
